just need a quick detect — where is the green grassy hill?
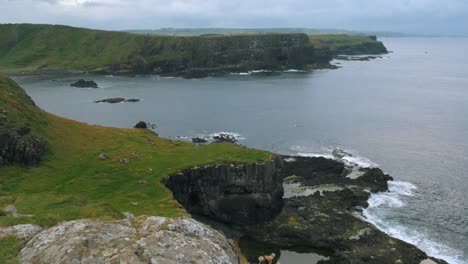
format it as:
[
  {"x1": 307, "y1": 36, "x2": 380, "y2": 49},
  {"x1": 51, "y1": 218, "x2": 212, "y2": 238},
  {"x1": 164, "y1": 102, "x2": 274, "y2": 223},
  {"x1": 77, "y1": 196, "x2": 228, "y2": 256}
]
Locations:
[
  {"x1": 0, "y1": 24, "x2": 329, "y2": 76},
  {"x1": 0, "y1": 24, "x2": 387, "y2": 77},
  {"x1": 0, "y1": 74, "x2": 269, "y2": 227}
]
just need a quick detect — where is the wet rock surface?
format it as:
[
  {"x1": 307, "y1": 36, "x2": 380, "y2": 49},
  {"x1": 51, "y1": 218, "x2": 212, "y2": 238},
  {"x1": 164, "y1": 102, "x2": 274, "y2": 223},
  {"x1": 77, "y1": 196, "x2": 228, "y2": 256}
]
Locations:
[
  {"x1": 20, "y1": 216, "x2": 240, "y2": 264},
  {"x1": 163, "y1": 158, "x2": 284, "y2": 225}
]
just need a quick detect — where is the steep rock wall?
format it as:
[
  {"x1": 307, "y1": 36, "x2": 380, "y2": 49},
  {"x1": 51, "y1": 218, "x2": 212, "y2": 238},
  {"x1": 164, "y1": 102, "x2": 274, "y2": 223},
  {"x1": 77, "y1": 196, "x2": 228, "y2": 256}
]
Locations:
[{"x1": 163, "y1": 158, "x2": 284, "y2": 225}]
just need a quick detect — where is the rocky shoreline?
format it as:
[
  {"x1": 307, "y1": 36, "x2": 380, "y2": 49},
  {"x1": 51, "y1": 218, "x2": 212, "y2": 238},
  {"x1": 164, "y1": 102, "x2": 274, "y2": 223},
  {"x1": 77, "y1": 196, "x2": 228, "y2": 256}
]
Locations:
[
  {"x1": 1, "y1": 154, "x2": 448, "y2": 264},
  {"x1": 164, "y1": 155, "x2": 447, "y2": 264}
]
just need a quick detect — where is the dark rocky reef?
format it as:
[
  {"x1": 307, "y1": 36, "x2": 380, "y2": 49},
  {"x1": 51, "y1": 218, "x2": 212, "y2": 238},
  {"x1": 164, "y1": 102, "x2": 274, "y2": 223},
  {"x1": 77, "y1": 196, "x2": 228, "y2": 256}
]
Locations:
[
  {"x1": 94, "y1": 98, "x2": 140, "y2": 104},
  {"x1": 192, "y1": 137, "x2": 208, "y2": 144},
  {"x1": 70, "y1": 79, "x2": 98, "y2": 88},
  {"x1": 163, "y1": 157, "x2": 284, "y2": 225},
  {"x1": 164, "y1": 155, "x2": 447, "y2": 264}
]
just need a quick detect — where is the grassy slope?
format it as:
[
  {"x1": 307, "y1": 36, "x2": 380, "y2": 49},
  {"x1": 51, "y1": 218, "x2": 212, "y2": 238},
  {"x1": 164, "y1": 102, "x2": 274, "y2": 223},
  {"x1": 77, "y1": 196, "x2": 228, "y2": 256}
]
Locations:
[
  {"x1": 0, "y1": 24, "x2": 314, "y2": 74},
  {"x1": 0, "y1": 75, "x2": 270, "y2": 228}
]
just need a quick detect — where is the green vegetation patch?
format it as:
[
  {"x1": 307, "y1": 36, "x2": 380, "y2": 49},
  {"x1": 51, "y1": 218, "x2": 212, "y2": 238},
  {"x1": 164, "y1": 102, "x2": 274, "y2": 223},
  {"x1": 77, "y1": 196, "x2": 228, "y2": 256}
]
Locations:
[{"x1": 0, "y1": 236, "x2": 23, "y2": 264}]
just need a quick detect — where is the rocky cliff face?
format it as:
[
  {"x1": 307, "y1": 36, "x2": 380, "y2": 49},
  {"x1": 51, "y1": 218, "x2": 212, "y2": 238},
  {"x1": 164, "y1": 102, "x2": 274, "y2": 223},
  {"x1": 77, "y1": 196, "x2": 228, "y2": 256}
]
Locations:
[
  {"x1": 109, "y1": 33, "x2": 333, "y2": 77},
  {"x1": 20, "y1": 216, "x2": 240, "y2": 264},
  {"x1": 0, "y1": 126, "x2": 47, "y2": 166},
  {"x1": 163, "y1": 158, "x2": 284, "y2": 225},
  {"x1": 0, "y1": 77, "x2": 47, "y2": 166}
]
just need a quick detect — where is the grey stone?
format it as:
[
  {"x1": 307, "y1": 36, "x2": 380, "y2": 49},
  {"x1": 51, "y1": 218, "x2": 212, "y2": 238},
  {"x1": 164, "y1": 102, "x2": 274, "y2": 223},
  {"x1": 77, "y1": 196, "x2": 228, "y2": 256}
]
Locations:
[
  {"x1": 20, "y1": 216, "x2": 239, "y2": 264},
  {"x1": 98, "y1": 153, "x2": 109, "y2": 160},
  {"x1": 3, "y1": 205, "x2": 18, "y2": 217},
  {"x1": 0, "y1": 224, "x2": 42, "y2": 239}
]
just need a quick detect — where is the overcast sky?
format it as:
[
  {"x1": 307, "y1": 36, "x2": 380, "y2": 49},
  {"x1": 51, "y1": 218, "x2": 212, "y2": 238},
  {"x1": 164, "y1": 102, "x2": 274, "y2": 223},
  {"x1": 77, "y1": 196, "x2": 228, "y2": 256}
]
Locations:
[{"x1": 1, "y1": 0, "x2": 468, "y2": 35}]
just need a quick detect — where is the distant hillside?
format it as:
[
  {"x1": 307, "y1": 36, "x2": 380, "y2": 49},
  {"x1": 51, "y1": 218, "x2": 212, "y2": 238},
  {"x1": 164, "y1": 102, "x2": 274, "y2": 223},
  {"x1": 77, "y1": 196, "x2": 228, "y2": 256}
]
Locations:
[
  {"x1": 0, "y1": 24, "x2": 387, "y2": 77},
  {"x1": 0, "y1": 24, "x2": 332, "y2": 77},
  {"x1": 126, "y1": 27, "x2": 408, "y2": 37}
]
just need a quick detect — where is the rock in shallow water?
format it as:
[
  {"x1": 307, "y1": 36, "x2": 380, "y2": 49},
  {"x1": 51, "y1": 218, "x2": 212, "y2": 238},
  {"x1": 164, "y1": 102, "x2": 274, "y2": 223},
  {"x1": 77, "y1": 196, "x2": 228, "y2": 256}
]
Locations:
[
  {"x1": 70, "y1": 79, "x2": 98, "y2": 88},
  {"x1": 20, "y1": 216, "x2": 239, "y2": 264}
]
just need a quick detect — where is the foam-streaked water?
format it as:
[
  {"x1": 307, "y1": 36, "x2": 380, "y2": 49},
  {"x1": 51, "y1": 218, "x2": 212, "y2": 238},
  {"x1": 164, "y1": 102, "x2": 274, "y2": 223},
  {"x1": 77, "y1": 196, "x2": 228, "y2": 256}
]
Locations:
[{"x1": 15, "y1": 37, "x2": 468, "y2": 263}]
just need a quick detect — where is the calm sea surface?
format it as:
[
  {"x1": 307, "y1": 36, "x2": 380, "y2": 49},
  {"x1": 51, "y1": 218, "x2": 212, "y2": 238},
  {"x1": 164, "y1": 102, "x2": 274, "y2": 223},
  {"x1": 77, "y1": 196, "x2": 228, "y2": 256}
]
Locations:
[{"x1": 15, "y1": 37, "x2": 468, "y2": 263}]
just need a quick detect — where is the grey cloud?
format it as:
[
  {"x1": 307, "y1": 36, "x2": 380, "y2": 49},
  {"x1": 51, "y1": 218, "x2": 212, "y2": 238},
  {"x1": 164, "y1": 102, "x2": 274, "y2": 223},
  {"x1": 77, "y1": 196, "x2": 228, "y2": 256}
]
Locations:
[{"x1": 0, "y1": 0, "x2": 467, "y2": 35}]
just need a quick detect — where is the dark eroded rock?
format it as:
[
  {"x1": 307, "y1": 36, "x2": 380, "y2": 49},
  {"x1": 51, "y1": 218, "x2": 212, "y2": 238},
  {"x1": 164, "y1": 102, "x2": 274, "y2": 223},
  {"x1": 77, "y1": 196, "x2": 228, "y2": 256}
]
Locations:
[
  {"x1": 134, "y1": 121, "x2": 147, "y2": 129},
  {"x1": 163, "y1": 158, "x2": 284, "y2": 225},
  {"x1": 192, "y1": 137, "x2": 208, "y2": 144},
  {"x1": 0, "y1": 126, "x2": 47, "y2": 166},
  {"x1": 212, "y1": 133, "x2": 238, "y2": 144},
  {"x1": 70, "y1": 79, "x2": 98, "y2": 88}
]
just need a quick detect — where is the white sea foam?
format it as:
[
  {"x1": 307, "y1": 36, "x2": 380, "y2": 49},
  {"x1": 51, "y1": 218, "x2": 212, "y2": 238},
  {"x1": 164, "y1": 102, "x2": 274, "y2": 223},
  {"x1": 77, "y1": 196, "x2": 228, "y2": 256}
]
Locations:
[
  {"x1": 363, "y1": 181, "x2": 467, "y2": 264},
  {"x1": 294, "y1": 147, "x2": 378, "y2": 169},
  {"x1": 208, "y1": 131, "x2": 245, "y2": 140},
  {"x1": 296, "y1": 152, "x2": 335, "y2": 159}
]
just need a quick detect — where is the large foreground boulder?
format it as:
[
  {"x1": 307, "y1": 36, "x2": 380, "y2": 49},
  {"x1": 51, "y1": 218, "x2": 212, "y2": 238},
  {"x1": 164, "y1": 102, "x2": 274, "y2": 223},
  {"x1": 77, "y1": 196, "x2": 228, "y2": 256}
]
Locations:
[{"x1": 20, "y1": 216, "x2": 239, "y2": 264}]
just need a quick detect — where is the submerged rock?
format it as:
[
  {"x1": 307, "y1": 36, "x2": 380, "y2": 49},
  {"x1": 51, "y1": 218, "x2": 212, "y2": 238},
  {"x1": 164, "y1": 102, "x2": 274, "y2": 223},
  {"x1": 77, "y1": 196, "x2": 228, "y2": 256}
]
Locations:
[
  {"x1": 94, "y1": 97, "x2": 125, "y2": 104},
  {"x1": 20, "y1": 216, "x2": 239, "y2": 264},
  {"x1": 70, "y1": 79, "x2": 98, "y2": 88}
]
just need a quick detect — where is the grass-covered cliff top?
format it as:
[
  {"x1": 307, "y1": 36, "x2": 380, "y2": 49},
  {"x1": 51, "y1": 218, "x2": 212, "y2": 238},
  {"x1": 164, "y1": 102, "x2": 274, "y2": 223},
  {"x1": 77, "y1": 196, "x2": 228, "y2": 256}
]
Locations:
[
  {"x1": 0, "y1": 24, "x2": 387, "y2": 75},
  {"x1": 0, "y1": 75, "x2": 270, "y2": 228},
  {"x1": 0, "y1": 24, "x2": 312, "y2": 74}
]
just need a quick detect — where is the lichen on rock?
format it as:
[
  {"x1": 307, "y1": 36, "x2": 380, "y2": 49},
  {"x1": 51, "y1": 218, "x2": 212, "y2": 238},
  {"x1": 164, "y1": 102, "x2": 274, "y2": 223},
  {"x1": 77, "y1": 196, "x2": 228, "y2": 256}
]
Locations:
[{"x1": 20, "y1": 216, "x2": 239, "y2": 264}]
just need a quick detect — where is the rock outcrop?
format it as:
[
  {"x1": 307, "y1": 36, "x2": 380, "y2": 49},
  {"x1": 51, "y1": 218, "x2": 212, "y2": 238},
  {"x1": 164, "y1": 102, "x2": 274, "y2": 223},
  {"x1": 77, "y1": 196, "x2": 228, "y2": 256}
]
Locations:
[
  {"x1": 0, "y1": 76, "x2": 48, "y2": 166},
  {"x1": 163, "y1": 155, "x2": 446, "y2": 264},
  {"x1": 134, "y1": 121, "x2": 148, "y2": 129},
  {"x1": 0, "y1": 126, "x2": 47, "y2": 166},
  {"x1": 70, "y1": 79, "x2": 98, "y2": 88},
  {"x1": 20, "y1": 216, "x2": 240, "y2": 264},
  {"x1": 163, "y1": 158, "x2": 284, "y2": 225},
  {"x1": 94, "y1": 98, "x2": 140, "y2": 103}
]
